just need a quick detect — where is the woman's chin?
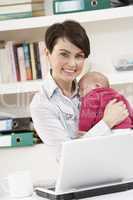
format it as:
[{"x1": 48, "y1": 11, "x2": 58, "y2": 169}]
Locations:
[{"x1": 62, "y1": 73, "x2": 76, "y2": 81}]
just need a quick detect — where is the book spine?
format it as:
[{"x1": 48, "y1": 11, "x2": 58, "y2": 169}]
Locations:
[
  {"x1": 0, "y1": 12, "x2": 32, "y2": 20},
  {"x1": 0, "y1": 4, "x2": 32, "y2": 14},
  {"x1": 13, "y1": 44, "x2": 21, "y2": 81},
  {"x1": 29, "y1": 43, "x2": 37, "y2": 80},
  {"x1": 6, "y1": 41, "x2": 17, "y2": 82},
  {"x1": 0, "y1": 45, "x2": 13, "y2": 83},
  {"x1": 17, "y1": 46, "x2": 27, "y2": 81},
  {"x1": 33, "y1": 42, "x2": 42, "y2": 79},
  {"x1": 32, "y1": 2, "x2": 45, "y2": 12},
  {"x1": 0, "y1": 0, "x2": 32, "y2": 5},
  {"x1": 22, "y1": 42, "x2": 33, "y2": 80},
  {"x1": 5, "y1": 42, "x2": 13, "y2": 82},
  {"x1": 38, "y1": 41, "x2": 49, "y2": 79},
  {"x1": 0, "y1": 0, "x2": 43, "y2": 5}
]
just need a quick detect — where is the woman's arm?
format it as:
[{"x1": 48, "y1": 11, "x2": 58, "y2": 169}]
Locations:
[{"x1": 83, "y1": 99, "x2": 129, "y2": 137}]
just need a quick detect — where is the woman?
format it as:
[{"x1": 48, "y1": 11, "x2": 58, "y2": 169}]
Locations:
[{"x1": 30, "y1": 20, "x2": 128, "y2": 148}]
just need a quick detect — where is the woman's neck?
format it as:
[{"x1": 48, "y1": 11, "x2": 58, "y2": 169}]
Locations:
[{"x1": 54, "y1": 78, "x2": 73, "y2": 97}]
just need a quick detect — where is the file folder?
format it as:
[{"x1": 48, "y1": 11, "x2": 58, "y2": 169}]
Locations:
[
  {"x1": 0, "y1": 132, "x2": 35, "y2": 147},
  {"x1": 0, "y1": 117, "x2": 32, "y2": 132}
]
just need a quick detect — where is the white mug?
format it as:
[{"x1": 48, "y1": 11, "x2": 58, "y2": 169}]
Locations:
[{"x1": 0, "y1": 170, "x2": 33, "y2": 198}]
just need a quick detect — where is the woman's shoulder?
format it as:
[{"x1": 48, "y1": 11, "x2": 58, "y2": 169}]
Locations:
[
  {"x1": 30, "y1": 90, "x2": 48, "y2": 108},
  {"x1": 30, "y1": 77, "x2": 58, "y2": 110}
]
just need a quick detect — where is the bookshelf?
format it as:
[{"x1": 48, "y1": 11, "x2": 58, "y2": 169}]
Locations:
[
  {"x1": 0, "y1": 6, "x2": 133, "y2": 33},
  {"x1": 0, "y1": 5, "x2": 133, "y2": 93}
]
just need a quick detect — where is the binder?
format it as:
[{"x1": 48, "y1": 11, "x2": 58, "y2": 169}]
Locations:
[
  {"x1": 0, "y1": 117, "x2": 32, "y2": 132},
  {"x1": 0, "y1": 132, "x2": 35, "y2": 147},
  {"x1": 53, "y1": 0, "x2": 110, "y2": 14}
]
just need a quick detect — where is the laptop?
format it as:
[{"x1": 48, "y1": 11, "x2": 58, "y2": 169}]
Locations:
[{"x1": 35, "y1": 131, "x2": 133, "y2": 199}]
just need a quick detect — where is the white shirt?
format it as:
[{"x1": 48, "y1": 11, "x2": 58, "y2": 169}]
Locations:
[{"x1": 30, "y1": 75, "x2": 111, "y2": 147}]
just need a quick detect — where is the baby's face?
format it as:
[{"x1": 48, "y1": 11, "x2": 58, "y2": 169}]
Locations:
[
  {"x1": 79, "y1": 80, "x2": 105, "y2": 97},
  {"x1": 79, "y1": 73, "x2": 109, "y2": 97},
  {"x1": 79, "y1": 81, "x2": 97, "y2": 97}
]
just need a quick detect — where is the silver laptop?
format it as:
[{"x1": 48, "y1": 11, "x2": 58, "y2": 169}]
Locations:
[{"x1": 35, "y1": 131, "x2": 133, "y2": 199}]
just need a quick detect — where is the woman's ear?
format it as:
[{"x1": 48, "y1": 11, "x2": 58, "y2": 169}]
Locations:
[
  {"x1": 44, "y1": 48, "x2": 52, "y2": 72},
  {"x1": 44, "y1": 48, "x2": 49, "y2": 56}
]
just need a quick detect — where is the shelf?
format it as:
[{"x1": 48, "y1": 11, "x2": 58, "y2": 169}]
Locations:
[
  {"x1": 0, "y1": 80, "x2": 44, "y2": 94},
  {"x1": 105, "y1": 71, "x2": 133, "y2": 85},
  {"x1": 0, "y1": 71, "x2": 132, "y2": 95},
  {"x1": 0, "y1": 6, "x2": 133, "y2": 31},
  {"x1": 0, "y1": 6, "x2": 133, "y2": 41}
]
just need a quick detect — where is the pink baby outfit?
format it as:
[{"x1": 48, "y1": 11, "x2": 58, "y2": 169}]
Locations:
[{"x1": 79, "y1": 87, "x2": 133, "y2": 131}]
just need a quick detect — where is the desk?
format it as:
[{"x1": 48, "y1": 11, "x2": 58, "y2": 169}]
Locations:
[{"x1": 1, "y1": 190, "x2": 133, "y2": 200}]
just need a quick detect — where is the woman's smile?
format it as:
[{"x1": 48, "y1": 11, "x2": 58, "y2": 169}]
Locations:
[{"x1": 62, "y1": 68, "x2": 76, "y2": 76}]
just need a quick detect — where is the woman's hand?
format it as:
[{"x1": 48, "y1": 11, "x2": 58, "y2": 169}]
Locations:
[{"x1": 103, "y1": 99, "x2": 129, "y2": 129}]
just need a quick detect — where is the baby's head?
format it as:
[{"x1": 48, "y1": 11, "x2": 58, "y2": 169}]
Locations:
[{"x1": 79, "y1": 71, "x2": 110, "y2": 97}]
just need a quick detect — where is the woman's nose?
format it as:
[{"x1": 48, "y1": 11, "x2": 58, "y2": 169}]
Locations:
[{"x1": 68, "y1": 57, "x2": 77, "y2": 67}]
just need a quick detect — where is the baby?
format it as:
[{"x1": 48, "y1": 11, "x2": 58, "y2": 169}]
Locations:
[{"x1": 78, "y1": 71, "x2": 133, "y2": 132}]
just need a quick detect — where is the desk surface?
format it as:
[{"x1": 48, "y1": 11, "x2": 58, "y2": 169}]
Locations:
[{"x1": 1, "y1": 190, "x2": 133, "y2": 200}]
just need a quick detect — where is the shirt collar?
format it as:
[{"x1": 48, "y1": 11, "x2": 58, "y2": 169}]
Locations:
[
  {"x1": 42, "y1": 74, "x2": 58, "y2": 98},
  {"x1": 42, "y1": 74, "x2": 79, "y2": 99}
]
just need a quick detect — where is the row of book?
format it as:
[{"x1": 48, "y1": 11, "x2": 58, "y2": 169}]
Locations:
[
  {"x1": 0, "y1": 40, "x2": 50, "y2": 83},
  {"x1": 0, "y1": 0, "x2": 45, "y2": 21},
  {"x1": 0, "y1": 117, "x2": 42, "y2": 147}
]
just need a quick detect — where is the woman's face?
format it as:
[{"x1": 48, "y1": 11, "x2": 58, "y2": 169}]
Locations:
[{"x1": 47, "y1": 38, "x2": 85, "y2": 83}]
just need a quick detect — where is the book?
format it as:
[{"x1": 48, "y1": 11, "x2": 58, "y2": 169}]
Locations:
[
  {"x1": 33, "y1": 42, "x2": 42, "y2": 79},
  {"x1": 32, "y1": 1, "x2": 45, "y2": 16},
  {"x1": 22, "y1": 42, "x2": 33, "y2": 80},
  {"x1": 0, "y1": 0, "x2": 42, "y2": 5},
  {"x1": 0, "y1": 0, "x2": 32, "y2": 5},
  {"x1": 13, "y1": 43, "x2": 21, "y2": 81},
  {"x1": 38, "y1": 41, "x2": 50, "y2": 79},
  {"x1": 17, "y1": 46, "x2": 27, "y2": 81},
  {"x1": 0, "y1": 12, "x2": 32, "y2": 20},
  {"x1": 6, "y1": 41, "x2": 17, "y2": 82},
  {"x1": 0, "y1": 43, "x2": 13, "y2": 83},
  {"x1": 29, "y1": 43, "x2": 37, "y2": 80},
  {"x1": 0, "y1": 4, "x2": 32, "y2": 14},
  {"x1": 32, "y1": 9, "x2": 45, "y2": 17}
]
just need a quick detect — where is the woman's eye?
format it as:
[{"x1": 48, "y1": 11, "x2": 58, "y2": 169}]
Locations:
[
  {"x1": 60, "y1": 52, "x2": 69, "y2": 57},
  {"x1": 76, "y1": 55, "x2": 85, "y2": 59}
]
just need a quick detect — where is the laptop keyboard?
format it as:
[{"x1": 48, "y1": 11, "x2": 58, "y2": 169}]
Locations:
[{"x1": 48, "y1": 187, "x2": 55, "y2": 191}]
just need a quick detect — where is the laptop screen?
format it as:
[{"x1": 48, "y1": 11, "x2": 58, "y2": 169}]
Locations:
[{"x1": 55, "y1": 131, "x2": 133, "y2": 193}]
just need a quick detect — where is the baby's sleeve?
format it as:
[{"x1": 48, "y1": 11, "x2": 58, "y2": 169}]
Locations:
[{"x1": 78, "y1": 92, "x2": 100, "y2": 132}]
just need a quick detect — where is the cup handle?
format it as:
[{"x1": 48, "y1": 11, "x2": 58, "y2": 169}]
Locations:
[{"x1": 0, "y1": 177, "x2": 9, "y2": 195}]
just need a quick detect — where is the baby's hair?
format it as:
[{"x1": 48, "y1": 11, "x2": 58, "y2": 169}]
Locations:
[{"x1": 79, "y1": 71, "x2": 110, "y2": 88}]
